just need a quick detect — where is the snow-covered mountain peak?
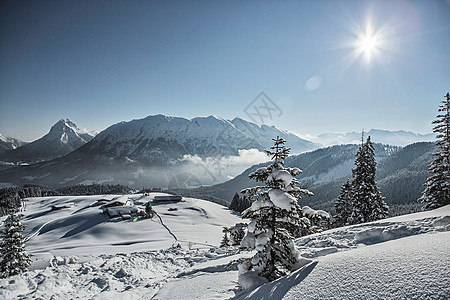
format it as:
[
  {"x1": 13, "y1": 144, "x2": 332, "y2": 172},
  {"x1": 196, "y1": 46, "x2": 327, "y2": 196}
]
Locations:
[
  {"x1": 49, "y1": 119, "x2": 96, "y2": 144},
  {"x1": 88, "y1": 114, "x2": 318, "y2": 165},
  {"x1": 0, "y1": 119, "x2": 96, "y2": 163}
]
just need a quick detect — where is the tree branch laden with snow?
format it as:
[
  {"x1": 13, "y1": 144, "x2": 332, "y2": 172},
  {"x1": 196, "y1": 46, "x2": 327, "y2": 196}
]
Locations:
[{"x1": 237, "y1": 136, "x2": 312, "y2": 289}]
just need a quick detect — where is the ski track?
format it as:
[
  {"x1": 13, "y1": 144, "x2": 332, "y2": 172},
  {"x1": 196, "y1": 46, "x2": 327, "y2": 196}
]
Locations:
[{"x1": 153, "y1": 210, "x2": 178, "y2": 242}]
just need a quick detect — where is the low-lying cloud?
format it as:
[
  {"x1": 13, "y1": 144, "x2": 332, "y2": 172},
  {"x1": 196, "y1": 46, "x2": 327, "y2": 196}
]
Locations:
[{"x1": 179, "y1": 149, "x2": 270, "y2": 185}]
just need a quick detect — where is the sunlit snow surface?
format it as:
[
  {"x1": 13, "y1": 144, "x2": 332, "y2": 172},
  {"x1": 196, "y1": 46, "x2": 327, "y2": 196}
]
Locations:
[
  {"x1": 0, "y1": 195, "x2": 449, "y2": 299},
  {"x1": 235, "y1": 206, "x2": 450, "y2": 300},
  {"x1": 21, "y1": 193, "x2": 241, "y2": 257}
]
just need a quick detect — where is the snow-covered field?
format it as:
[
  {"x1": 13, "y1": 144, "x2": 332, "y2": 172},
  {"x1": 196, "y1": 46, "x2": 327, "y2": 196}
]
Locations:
[
  {"x1": 1, "y1": 194, "x2": 449, "y2": 299},
  {"x1": 20, "y1": 193, "x2": 240, "y2": 258}
]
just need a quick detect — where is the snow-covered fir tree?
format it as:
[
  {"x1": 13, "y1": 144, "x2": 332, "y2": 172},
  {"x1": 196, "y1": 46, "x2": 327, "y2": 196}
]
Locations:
[
  {"x1": 0, "y1": 212, "x2": 31, "y2": 278},
  {"x1": 334, "y1": 178, "x2": 353, "y2": 227},
  {"x1": 238, "y1": 136, "x2": 312, "y2": 288},
  {"x1": 220, "y1": 227, "x2": 231, "y2": 247},
  {"x1": 301, "y1": 206, "x2": 330, "y2": 233},
  {"x1": 348, "y1": 135, "x2": 389, "y2": 224},
  {"x1": 229, "y1": 223, "x2": 247, "y2": 246},
  {"x1": 221, "y1": 223, "x2": 247, "y2": 247},
  {"x1": 420, "y1": 92, "x2": 450, "y2": 210}
]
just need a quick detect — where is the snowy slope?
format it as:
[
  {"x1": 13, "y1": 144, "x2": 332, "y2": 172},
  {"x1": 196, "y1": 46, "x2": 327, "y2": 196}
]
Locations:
[
  {"x1": 0, "y1": 119, "x2": 96, "y2": 163},
  {"x1": 0, "y1": 198, "x2": 448, "y2": 299}
]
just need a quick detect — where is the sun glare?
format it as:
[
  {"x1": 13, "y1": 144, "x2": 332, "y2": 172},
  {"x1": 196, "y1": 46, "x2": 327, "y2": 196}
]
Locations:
[
  {"x1": 354, "y1": 27, "x2": 382, "y2": 65},
  {"x1": 357, "y1": 30, "x2": 381, "y2": 64},
  {"x1": 358, "y1": 35, "x2": 378, "y2": 53}
]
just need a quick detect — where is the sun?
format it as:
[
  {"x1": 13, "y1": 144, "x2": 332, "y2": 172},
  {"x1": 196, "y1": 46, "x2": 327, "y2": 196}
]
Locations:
[
  {"x1": 340, "y1": 12, "x2": 395, "y2": 70},
  {"x1": 353, "y1": 25, "x2": 384, "y2": 65},
  {"x1": 358, "y1": 35, "x2": 379, "y2": 53}
]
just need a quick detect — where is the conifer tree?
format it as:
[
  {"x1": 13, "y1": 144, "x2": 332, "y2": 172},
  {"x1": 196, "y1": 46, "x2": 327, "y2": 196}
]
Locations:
[
  {"x1": 420, "y1": 92, "x2": 450, "y2": 210},
  {"x1": 348, "y1": 135, "x2": 388, "y2": 224},
  {"x1": 230, "y1": 223, "x2": 247, "y2": 246},
  {"x1": 238, "y1": 136, "x2": 312, "y2": 287},
  {"x1": 229, "y1": 193, "x2": 252, "y2": 213},
  {"x1": 0, "y1": 212, "x2": 31, "y2": 278},
  {"x1": 221, "y1": 227, "x2": 231, "y2": 247},
  {"x1": 334, "y1": 178, "x2": 352, "y2": 226}
]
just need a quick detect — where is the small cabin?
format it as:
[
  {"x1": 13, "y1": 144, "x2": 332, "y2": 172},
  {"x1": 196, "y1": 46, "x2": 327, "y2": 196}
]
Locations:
[
  {"x1": 103, "y1": 197, "x2": 133, "y2": 208},
  {"x1": 104, "y1": 206, "x2": 140, "y2": 218},
  {"x1": 153, "y1": 195, "x2": 182, "y2": 203}
]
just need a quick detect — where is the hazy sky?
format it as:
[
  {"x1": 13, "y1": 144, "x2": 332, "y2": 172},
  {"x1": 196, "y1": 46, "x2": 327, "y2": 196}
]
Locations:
[{"x1": 1, "y1": 0, "x2": 449, "y2": 142}]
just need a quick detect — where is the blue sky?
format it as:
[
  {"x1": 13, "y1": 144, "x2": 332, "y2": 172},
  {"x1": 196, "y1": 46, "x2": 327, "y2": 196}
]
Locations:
[{"x1": 1, "y1": 0, "x2": 449, "y2": 141}]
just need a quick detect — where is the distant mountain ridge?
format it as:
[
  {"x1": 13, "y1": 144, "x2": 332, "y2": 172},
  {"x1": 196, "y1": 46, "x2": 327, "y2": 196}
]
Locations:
[
  {"x1": 0, "y1": 119, "x2": 96, "y2": 164},
  {"x1": 0, "y1": 133, "x2": 26, "y2": 153},
  {"x1": 315, "y1": 129, "x2": 434, "y2": 147}
]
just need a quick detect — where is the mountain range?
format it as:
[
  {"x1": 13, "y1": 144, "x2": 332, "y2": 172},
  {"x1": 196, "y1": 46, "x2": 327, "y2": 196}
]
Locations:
[
  {"x1": 314, "y1": 129, "x2": 434, "y2": 147},
  {"x1": 0, "y1": 133, "x2": 26, "y2": 153},
  {"x1": 79, "y1": 114, "x2": 318, "y2": 165},
  {"x1": 0, "y1": 114, "x2": 436, "y2": 211},
  {"x1": 0, "y1": 115, "x2": 317, "y2": 187},
  {"x1": 0, "y1": 119, "x2": 96, "y2": 164}
]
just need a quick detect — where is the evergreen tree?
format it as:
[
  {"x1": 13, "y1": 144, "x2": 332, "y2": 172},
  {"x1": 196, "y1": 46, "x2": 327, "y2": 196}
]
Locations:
[
  {"x1": 0, "y1": 212, "x2": 31, "y2": 278},
  {"x1": 348, "y1": 135, "x2": 388, "y2": 224},
  {"x1": 221, "y1": 227, "x2": 231, "y2": 247},
  {"x1": 230, "y1": 223, "x2": 247, "y2": 246},
  {"x1": 301, "y1": 206, "x2": 330, "y2": 233},
  {"x1": 238, "y1": 136, "x2": 312, "y2": 286},
  {"x1": 229, "y1": 193, "x2": 252, "y2": 213},
  {"x1": 334, "y1": 178, "x2": 352, "y2": 226},
  {"x1": 420, "y1": 92, "x2": 450, "y2": 210}
]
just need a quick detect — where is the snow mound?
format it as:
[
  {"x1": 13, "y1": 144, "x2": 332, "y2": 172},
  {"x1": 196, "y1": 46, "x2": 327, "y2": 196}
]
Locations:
[{"x1": 296, "y1": 205, "x2": 450, "y2": 258}]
